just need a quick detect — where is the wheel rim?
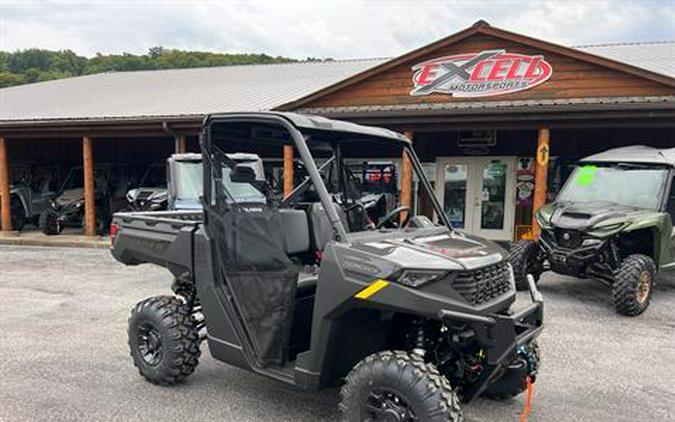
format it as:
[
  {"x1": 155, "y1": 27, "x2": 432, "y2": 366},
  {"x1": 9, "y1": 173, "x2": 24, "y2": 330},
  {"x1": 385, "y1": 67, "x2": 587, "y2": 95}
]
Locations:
[
  {"x1": 636, "y1": 270, "x2": 651, "y2": 304},
  {"x1": 137, "y1": 323, "x2": 163, "y2": 366},
  {"x1": 363, "y1": 388, "x2": 418, "y2": 422}
]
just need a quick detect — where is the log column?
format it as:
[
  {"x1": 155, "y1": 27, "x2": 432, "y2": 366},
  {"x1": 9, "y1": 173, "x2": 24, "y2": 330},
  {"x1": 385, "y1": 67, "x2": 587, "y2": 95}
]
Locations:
[
  {"x1": 532, "y1": 128, "x2": 550, "y2": 238},
  {"x1": 283, "y1": 145, "x2": 294, "y2": 198},
  {"x1": 82, "y1": 136, "x2": 97, "y2": 236},
  {"x1": 0, "y1": 137, "x2": 11, "y2": 232},
  {"x1": 400, "y1": 131, "x2": 414, "y2": 223},
  {"x1": 175, "y1": 135, "x2": 187, "y2": 154}
]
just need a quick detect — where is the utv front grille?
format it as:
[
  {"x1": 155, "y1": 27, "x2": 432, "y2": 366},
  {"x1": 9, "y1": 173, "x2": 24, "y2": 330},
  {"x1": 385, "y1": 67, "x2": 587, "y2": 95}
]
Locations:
[
  {"x1": 554, "y1": 228, "x2": 583, "y2": 249},
  {"x1": 452, "y1": 261, "x2": 512, "y2": 306}
]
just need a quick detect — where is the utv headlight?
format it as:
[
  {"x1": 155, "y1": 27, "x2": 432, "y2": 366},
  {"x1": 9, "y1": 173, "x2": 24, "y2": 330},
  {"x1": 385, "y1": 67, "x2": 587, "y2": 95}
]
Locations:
[
  {"x1": 593, "y1": 222, "x2": 624, "y2": 232},
  {"x1": 397, "y1": 270, "x2": 447, "y2": 287}
]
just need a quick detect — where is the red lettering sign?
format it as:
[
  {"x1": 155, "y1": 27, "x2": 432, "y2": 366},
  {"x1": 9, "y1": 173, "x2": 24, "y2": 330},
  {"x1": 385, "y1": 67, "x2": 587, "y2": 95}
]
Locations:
[{"x1": 411, "y1": 50, "x2": 553, "y2": 97}]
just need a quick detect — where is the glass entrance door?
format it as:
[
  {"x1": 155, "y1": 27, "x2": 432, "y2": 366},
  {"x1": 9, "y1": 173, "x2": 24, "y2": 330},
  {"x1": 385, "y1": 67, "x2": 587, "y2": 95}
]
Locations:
[{"x1": 436, "y1": 157, "x2": 516, "y2": 241}]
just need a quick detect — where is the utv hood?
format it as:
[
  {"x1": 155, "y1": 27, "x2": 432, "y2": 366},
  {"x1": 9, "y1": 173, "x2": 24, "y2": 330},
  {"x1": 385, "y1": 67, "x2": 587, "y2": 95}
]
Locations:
[
  {"x1": 538, "y1": 201, "x2": 657, "y2": 232},
  {"x1": 55, "y1": 188, "x2": 85, "y2": 206},
  {"x1": 354, "y1": 230, "x2": 506, "y2": 271}
]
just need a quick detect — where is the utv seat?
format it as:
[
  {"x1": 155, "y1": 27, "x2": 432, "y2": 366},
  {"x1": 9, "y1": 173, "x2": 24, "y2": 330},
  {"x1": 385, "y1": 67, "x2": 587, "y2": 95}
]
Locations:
[
  {"x1": 279, "y1": 208, "x2": 311, "y2": 256},
  {"x1": 278, "y1": 208, "x2": 317, "y2": 295},
  {"x1": 308, "y1": 202, "x2": 349, "y2": 252}
]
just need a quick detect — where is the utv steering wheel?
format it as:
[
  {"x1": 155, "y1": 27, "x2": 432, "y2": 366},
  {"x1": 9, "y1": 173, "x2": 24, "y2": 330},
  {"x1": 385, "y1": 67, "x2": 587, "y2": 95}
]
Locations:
[{"x1": 376, "y1": 206, "x2": 411, "y2": 229}]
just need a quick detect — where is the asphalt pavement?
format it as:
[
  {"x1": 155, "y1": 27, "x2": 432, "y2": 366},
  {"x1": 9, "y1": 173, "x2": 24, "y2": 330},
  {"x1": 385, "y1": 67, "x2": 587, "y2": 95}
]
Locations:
[{"x1": 1, "y1": 245, "x2": 674, "y2": 422}]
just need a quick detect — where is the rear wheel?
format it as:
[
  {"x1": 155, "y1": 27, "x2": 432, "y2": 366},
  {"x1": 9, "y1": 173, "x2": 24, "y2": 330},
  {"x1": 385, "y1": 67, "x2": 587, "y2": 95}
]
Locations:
[
  {"x1": 508, "y1": 240, "x2": 542, "y2": 291},
  {"x1": 612, "y1": 254, "x2": 656, "y2": 316},
  {"x1": 128, "y1": 296, "x2": 201, "y2": 385},
  {"x1": 339, "y1": 351, "x2": 462, "y2": 422},
  {"x1": 38, "y1": 209, "x2": 63, "y2": 235}
]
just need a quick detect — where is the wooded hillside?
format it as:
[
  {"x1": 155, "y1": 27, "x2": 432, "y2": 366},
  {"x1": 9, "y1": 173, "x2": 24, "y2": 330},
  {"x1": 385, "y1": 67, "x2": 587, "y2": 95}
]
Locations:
[{"x1": 0, "y1": 47, "x2": 324, "y2": 88}]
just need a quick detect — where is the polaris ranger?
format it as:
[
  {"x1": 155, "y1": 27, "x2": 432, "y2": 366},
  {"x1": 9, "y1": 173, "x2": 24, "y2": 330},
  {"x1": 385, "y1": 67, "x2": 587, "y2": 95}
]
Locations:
[
  {"x1": 510, "y1": 146, "x2": 675, "y2": 316},
  {"x1": 111, "y1": 112, "x2": 543, "y2": 421}
]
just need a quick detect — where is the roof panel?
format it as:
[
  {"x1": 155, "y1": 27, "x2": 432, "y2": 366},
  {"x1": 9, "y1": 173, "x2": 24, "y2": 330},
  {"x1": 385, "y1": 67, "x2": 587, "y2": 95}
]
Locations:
[
  {"x1": 576, "y1": 41, "x2": 675, "y2": 78},
  {"x1": 0, "y1": 59, "x2": 387, "y2": 122}
]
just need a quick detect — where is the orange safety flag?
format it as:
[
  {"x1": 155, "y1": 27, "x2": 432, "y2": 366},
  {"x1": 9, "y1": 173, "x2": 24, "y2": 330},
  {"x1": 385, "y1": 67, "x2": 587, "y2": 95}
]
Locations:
[{"x1": 520, "y1": 376, "x2": 534, "y2": 422}]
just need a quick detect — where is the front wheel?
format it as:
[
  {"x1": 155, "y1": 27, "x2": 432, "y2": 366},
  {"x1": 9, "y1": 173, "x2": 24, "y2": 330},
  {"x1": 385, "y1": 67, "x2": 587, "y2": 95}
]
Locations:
[
  {"x1": 128, "y1": 296, "x2": 201, "y2": 385},
  {"x1": 509, "y1": 240, "x2": 542, "y2": 291},
  {"x1": 38, "y1": 209, "x2": 63, "y2": 235},
  {"x1": 339, "y1": 351, "x2": 462, "y2": 422},
  {"x1": 612, "y1": 254, "x2": 656, "y2": 316}
]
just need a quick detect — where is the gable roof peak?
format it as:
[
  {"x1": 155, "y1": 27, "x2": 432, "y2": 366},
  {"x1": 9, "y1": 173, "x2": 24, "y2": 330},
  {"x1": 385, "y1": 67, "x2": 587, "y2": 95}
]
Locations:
[{"x1": 472, "y1": 19, "x2": 491, "y2": 28}]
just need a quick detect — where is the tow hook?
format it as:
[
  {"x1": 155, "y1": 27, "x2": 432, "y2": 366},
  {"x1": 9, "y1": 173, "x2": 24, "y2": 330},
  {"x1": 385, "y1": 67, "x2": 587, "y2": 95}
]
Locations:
[{"x1": 518, "y1": 344, "x2": 538, "y2": 382}]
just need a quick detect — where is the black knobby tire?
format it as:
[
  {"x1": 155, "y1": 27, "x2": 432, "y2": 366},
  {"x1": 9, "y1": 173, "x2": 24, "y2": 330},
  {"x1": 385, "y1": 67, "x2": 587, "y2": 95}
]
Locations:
[
  {"x1": 509, "y1": 240, "x2": 541, "y2": 291},
  {"x1": 612, "y1": 254, "x2": 656, "y2": 316},
  {"x1": 38, "y1": 209, "x2": 62, "y2": 236},
  {"x1": 9, "y1": 197, "x2": 26, "y2": 232},
  {"x1": 483, "y1": 342, "x2": 540, "y2": 401},
  {"x1": 128, "y1": 296, "x2": 201, "y2": 385},
  {"x1": 339, "y1": 350, "x2": 462, "y2": 422}
]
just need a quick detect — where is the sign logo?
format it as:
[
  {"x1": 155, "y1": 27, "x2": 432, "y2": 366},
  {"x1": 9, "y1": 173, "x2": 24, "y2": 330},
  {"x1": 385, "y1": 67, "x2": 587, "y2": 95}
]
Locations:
[{"x1": 411, "y1": 50, "x2": 552, "y2": 97}]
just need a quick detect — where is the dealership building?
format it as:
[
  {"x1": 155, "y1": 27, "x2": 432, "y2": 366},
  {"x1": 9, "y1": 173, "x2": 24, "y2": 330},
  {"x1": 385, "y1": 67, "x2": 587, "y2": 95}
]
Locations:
[{"x1": 0, "y1": 21, "x2": 673, "y2": 241}]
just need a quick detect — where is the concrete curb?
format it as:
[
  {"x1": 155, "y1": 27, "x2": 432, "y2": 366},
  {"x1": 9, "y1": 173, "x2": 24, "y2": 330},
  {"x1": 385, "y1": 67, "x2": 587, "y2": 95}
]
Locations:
[{"x1": 0, "y1": 232, "x2": 109, "y2": 249}]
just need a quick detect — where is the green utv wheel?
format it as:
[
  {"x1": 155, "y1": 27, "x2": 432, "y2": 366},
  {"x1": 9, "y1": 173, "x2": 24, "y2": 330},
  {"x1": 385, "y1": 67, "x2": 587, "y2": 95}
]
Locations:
[
  {"x1": 508, "y1": 240, "x2": 542, "y2": 291},
  {"x1": 339, "y1": 351, "x2": 462, "y2": 422},
  {"x1": 484, "y1": 341, "x2": 540, "y2": 401},
  {"x1": 128, "y1": 296, "x2": 201, "y2": 385},
  {"x1": 612, "y1": 254, "x2": 656, "y2": 316}
]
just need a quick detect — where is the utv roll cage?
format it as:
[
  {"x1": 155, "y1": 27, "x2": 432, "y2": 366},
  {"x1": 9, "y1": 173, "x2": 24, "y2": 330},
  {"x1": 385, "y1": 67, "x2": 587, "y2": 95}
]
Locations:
[{"x1": 201, "y1": 112, "x2": 453, "y2": 239}]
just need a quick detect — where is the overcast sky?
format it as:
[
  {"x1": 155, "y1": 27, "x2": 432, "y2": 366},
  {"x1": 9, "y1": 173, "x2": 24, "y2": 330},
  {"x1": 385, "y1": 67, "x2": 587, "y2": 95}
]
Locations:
[{"x1": 1, "y1": 0, "x2": 673, "y2": 59}]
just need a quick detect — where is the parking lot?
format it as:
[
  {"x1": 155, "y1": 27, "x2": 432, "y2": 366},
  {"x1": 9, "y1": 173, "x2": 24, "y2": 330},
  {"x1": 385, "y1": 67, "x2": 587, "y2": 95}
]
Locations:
[{"x1": 1, "y1": 245, "x2": 674, "y2": 422}]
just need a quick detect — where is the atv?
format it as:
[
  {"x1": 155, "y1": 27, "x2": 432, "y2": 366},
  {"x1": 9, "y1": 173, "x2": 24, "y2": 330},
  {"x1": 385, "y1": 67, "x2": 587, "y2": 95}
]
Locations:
[
  {"x1": 510, "y1": 146, "x2": 675, "y2": 316},
  {"x1": 111, "y1": 112, "x2": 543, "y2": 421},
  {"x1": 0, "y1": 164, "x2": 59, "y2": 231}
]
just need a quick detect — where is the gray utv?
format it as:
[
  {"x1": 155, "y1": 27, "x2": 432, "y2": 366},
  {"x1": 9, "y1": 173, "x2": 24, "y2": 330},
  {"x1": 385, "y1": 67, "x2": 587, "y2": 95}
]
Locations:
[
  {"x1": 509, "y1": 146, "x2": 675, "y2": 316},
  {"x1": 111, "y1": 112, "x2": 543, "y2": 421}
]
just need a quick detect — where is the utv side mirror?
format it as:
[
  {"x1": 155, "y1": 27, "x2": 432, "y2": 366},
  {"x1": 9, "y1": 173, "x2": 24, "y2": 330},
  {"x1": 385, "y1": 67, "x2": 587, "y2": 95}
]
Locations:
[{"x1": 230, "y1": 164, "x2": 256, "y2": 183}]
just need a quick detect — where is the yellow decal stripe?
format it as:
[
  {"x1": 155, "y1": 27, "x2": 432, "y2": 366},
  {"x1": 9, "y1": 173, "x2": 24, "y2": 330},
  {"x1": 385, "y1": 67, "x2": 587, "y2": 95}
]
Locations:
[{"x1": 355, "y1": 280, "x2": 389, "y2": 300}]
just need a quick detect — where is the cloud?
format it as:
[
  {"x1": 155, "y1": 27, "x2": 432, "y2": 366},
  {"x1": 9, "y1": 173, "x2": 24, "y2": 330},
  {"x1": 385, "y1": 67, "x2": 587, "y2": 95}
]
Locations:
[{"x1": 0, "y1": 0, "x2": 672, "y2": 58}]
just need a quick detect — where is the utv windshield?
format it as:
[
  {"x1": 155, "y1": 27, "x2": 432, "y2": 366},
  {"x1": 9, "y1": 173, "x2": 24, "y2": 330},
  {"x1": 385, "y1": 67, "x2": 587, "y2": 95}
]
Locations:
[
  {"x1": 557, "y1": 164, "x2": 669, "y2": 210},
  {"x1": 173, "y1": 161, "x2": 202, "y2": 201}
]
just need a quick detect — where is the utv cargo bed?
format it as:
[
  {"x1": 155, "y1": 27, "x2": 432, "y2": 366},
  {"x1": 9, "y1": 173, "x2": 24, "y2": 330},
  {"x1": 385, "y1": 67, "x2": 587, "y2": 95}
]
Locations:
[{"x1": 111, "y1": 211, "x2": 202, "y2": 276}]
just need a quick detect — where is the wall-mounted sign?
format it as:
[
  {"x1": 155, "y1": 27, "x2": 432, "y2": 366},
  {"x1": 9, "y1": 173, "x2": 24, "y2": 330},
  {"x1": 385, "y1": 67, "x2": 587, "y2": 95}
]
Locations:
[
  {"x1": 410, "y1": 50, "x2": 552, "y2": 97},
  {"x1": 458, "y1": 130, "x2": 496, "y2": 147}
]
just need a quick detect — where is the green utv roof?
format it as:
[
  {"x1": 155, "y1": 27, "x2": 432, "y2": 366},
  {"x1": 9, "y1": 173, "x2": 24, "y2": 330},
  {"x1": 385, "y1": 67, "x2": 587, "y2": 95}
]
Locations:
[{"x1": 580, "y1": 145, "x2": 675, "y2": 167}]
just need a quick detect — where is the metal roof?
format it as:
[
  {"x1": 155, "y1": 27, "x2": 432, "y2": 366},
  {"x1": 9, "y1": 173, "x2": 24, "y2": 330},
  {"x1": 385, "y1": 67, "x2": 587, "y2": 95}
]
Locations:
[
  {"x1": 0, "y1": 59, "x2": 387, "y2": 123},
  {"x1": 0, "y1": 39, "x2": 672, "y2": 125},
  {"x1": 295, "y1": 95, "x2": 675, "y2": 115},
  {"x1": 576, "y1": 41, "x2": 675, "y2": 79},
  {"x1": 580, "y1": 145, "x2": 675, "y2": 166}
]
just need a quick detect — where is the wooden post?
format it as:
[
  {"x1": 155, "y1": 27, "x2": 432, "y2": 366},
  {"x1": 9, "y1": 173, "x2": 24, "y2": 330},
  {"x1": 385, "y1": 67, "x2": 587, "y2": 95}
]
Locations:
[
  {"x1": 400, "y1": 131, "x2": 414, "y2": 223},
  {"x1": 0, "y1": 137, "x2": 12, "y2": 232},
  {"x1": 82, "y1": 136, "x2": 97, "y2": 236},
  {"x1": 176, "y1": 135, "x2": 187, "y2": 154},
  {"x1": 532, "y1": 128, "x2": 550, "y2": 239},
  {"x1": 283, "y1": 145, "x2": 294, "y2": 198}
]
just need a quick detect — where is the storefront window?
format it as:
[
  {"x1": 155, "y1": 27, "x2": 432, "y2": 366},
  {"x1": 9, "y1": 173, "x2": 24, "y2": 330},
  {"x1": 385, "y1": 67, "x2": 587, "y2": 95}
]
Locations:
[
  {"x1": 443, "y1": 164, "x2": 468, "y2": 229},
  {"x1": 480, "y1": 162, "x2": 506, "y2": 230}
]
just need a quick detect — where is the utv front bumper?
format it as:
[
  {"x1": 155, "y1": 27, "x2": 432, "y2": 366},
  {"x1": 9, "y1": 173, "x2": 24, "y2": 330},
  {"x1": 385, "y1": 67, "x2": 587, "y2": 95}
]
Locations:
[
  {"x1": 538, "y1": 230, "x2": 606, "y2": 276},
  {"x1": 438, "y1": 275, "x2": 544, "y2": 401}
]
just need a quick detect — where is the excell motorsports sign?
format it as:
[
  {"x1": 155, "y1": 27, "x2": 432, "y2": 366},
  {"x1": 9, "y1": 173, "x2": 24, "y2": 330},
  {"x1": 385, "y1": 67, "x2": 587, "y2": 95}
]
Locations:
[{"x1": 410, "y1": 50, "x2": 553, "y2": 97}]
